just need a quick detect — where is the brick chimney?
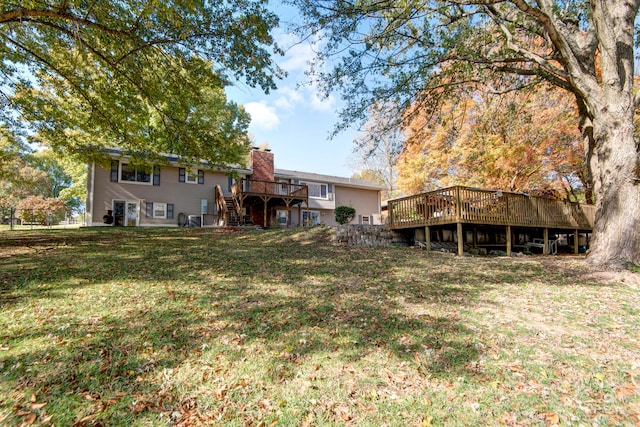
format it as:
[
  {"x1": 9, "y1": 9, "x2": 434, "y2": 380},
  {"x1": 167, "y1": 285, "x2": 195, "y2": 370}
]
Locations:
[{"x1": 250, "y1": 146, "x2": 274, "y2": 182}]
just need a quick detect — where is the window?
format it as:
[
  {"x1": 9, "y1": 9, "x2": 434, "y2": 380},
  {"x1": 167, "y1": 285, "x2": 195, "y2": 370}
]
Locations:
[
  {"x1": 120, "y1": 163, "x2": 151, "y2": 184},
  {"x1": 153, "y1": 203, "x2": 167, "y2": 219},
  {"x1": 179, "y1": 168, "x2": 204, "y2": 184},
  {"x1": 146, "y1": 202, "x2": 174, "y2": 219},
  {"x1": 186, "y1": 171, "x2": 198, "y2": 183},
  {"x1": 110, "y1": 161, "x2": 159, "y2": 185},
  {"x1": 361, "y1": 215, "x2": 370, "y2": 225},
  {"x1": 299, "y1": 181, "x2": 332, "y2": 200},
  {"x1": 302, "y1": 210, "x2": 321, "y2": 226},
  {"x1": 278, "y1": 181, "x2": 289, "y2": 195}
]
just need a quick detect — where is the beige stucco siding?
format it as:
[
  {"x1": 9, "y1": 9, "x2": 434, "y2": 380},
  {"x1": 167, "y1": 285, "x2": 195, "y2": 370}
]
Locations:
[
  {"x1": 272, "y1": 185, "x2": 380, "y2": 227},
  {"x1": 90, "y1": 163, "x2": 230, "y2": 226},
  {"x1": 334, "y1": 186, "x2": 380, "y2": 225},
  {"x1": 307, "y1": 198, "x2": 336, "y2": 210}
]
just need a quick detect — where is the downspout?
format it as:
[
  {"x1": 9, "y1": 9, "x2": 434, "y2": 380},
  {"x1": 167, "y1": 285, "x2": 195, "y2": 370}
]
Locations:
[{"x1": 88, "y1": 162, "x2": 96, "y2": 226}]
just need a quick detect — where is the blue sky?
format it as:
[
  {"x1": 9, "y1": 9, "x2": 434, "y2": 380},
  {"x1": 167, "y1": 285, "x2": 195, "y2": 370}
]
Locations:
[{"x1": 225, "y1": 4, "x2": 360, "y2": 178}]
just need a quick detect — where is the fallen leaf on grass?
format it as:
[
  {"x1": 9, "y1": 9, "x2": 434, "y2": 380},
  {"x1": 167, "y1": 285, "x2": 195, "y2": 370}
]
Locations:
[
  {"x1": 212, "y1": 387, "x2": 227, "y2": 400},
  {"x1": 539, "y1": 411, "x2": 559, "y2": 426},
  {"x1": 19, "y1": 412, "x2": 37, "y2": 426},
  {"x1": 421, "y1": 415, "x2": 433, "y2": 426},
  {"x1": 72, "y1": 413, "x2": 98, "y2": 426},
  {"x1": 615, "y1": 383, "x2": 637, "y2": 400},
  {"x1": 259, "y1": 399, "x2": 272, "y2": 411},
  {"x1": 340, "y1": 412, "x2": 352, "y2": 421}
]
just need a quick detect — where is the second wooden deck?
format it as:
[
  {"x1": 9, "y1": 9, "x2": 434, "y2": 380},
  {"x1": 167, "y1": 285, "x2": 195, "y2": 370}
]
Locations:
[
  {"x1": 388, "y1": 186, "x2": 594, "y2": 230},
  {"x1": 387, "y1": 186, "x2": 594, "y2": 255}
]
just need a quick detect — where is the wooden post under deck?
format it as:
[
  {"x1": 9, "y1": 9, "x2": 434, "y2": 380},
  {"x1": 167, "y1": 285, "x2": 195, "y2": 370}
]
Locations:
[
  {"x1": 455, "y1": 187, "x2": 464, "y2": 256},
  {"x1": 543, "y1": 228, "x2": 549, "y2": 255},
  {"x1": 283, "y1": 199, "x2": 292, "y2": 228},
  {"x1": 574, "y1": 229, "x2": 579, "y2": 254},
  {"x1": 425, "y1": 226, "x2": 431, "y2": 252},
  {"x1": 305, "y1": 203, "x2": 309, "y2": 226},
  {"x1": 506, "y1": 225, "x2": 512, "y2": 256},
  {"x1": 263, "y1": 199, "x2": 268, "y2": 227}
]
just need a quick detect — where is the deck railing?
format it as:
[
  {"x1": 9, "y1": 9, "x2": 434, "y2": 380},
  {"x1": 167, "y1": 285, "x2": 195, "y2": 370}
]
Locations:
[
  {"x1": 232, "y1": 178, "x2": 308, "y2": 199},
  {"x1": 388, "y1": 186, "x2": 595, "y2": 230}
]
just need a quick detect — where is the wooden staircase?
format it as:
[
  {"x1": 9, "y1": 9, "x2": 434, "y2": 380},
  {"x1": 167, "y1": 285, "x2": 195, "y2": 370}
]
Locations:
[
  {"x1": 224, "y1": 197, "x2": 241, "y2": 226},
  {"x1": 215, "y1": 185, "x2": 241, "y2": 226}
]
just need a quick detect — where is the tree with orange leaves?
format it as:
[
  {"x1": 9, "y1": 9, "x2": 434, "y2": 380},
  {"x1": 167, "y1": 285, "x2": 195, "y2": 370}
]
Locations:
[
  {"x1": 397, "y1": 84, "x2": 589, "y2": 201},
  {"x1": 292, "y1": 0, "x2": 640, "y2": 269}
]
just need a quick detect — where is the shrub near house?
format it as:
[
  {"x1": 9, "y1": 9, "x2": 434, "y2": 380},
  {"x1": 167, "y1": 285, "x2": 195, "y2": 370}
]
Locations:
[{"x1": 335, "y1": 205, "x2": 356, "y2": 225}]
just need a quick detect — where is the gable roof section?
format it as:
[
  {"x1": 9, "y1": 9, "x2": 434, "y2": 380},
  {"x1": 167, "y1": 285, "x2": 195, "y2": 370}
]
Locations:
[{"x1": 101, "y1": 147, "x2": 252, "y2": 174}]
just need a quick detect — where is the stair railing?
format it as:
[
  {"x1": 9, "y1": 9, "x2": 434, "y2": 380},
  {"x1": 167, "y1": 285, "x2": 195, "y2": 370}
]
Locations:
[
  {"x1": 230, "y1": 179, "x2": 244, "y2": 222},
  {"x1": 215, "y1": 185, "x2": 228, "y2": 226}
]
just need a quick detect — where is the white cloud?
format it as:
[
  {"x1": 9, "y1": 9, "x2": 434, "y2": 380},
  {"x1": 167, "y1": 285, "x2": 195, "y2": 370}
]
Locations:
[
  {"x1": 245, "y1": 101, "x2": 280, "y2": 130},
  {"x1": 274, "y1": 86, "x2": 304, "y2": 110},
  {"x1": 269, "y1": 30, "x2": 336, "y2": 113},
  {"x1": 281, "y1": 42, "x2": 315, "y2": 73},
  {"x1": 271, "y1": 84, "x2": 334, "y2": 113},
  {"x1": 276, "y1": 30, "x2": 317, "y2": 73},
  {"x1": 309, "y1": 88, "x2": 335, "y2": 111}
]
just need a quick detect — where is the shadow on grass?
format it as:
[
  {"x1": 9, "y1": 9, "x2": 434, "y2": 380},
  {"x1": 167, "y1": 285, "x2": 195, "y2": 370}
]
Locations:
[
  {"x1": 1, "y1": 304, "x2": 211, "y2": 425},
  {"x1": 0, "y1": 227, "x2": 566, "y2": 424}
]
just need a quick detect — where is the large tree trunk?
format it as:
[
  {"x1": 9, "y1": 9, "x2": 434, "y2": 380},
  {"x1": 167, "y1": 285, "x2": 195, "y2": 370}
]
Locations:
[{"x1": 586, "y1": 109, "x2": 640, "y2": 269}]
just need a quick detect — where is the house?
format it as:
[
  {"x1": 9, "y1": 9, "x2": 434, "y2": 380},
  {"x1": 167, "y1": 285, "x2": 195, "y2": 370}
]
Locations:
[{"x1": 86, "y1": 147, "x2": 383, "y2": 228}]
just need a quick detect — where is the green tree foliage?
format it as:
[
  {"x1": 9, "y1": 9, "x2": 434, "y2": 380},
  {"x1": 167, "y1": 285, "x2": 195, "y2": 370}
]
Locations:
[
  {"x1": 28, "y1": 149, "x2": 72, "y2": 198},
  {"x1": 1, "y1": 0, "x2": 283, "y2": 165},
  {"x1": 0, "y1": 127, "x2": 86, "y2": 212},
  {"x1": 290, "y1": 0, "x2": 640, "y2": 269},
  {"x1": 28, "y1": 149, "x2": 87, "y2": 211},
  {"x1": 0, "y1": 126, "x2": 25, "y2": 181},
  {"x1": 334, "y1": 205, "x2": 356, "y2": 224}
]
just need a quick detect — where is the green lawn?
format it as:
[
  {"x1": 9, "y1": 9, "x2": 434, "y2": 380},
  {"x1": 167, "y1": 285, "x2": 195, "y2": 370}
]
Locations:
[{"x1": 1, "y1": 227, "x2": 638, "y2": 426}]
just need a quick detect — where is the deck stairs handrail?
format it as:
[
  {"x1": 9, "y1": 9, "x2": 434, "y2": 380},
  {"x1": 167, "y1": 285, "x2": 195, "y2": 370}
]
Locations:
[
  {"x1": 214, "y1": 185, "x2": 228, "y2": 226},
  {"x1": 229, "y1": 182, "x2": 243, "y2": 218}
]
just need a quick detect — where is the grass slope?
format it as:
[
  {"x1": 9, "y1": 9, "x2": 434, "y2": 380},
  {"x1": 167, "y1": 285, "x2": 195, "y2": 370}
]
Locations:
[{"x1": 0, "y1": 227, "x2": 639, "y2": 426}]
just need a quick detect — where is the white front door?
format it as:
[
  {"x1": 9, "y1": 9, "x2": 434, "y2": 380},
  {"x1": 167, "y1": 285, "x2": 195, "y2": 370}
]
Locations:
[{"x1": 126, "y1": 202, "x2": 139, "y2": 226}]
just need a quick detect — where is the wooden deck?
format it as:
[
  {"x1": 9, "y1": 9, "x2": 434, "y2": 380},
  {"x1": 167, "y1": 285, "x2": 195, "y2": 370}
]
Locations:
[
  {"x1": 387, "y1": 186, "x2": 594, "y2": 255},
  {"x1": 216, "y1": 179, "x2": 309, "y2": 227},
  {"x1": 388, "y1": 186, "x2": 594, "y2": 230}
]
